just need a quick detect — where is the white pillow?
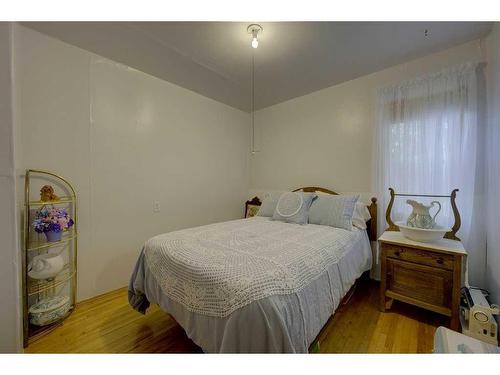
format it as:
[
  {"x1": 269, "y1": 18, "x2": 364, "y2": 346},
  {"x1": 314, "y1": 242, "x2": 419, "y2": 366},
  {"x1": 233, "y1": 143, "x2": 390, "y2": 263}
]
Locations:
[
  {"x1": 352, "y1": 201, "x2": 371, "y2": 229},
  {"x1": 256, "y1": 191, "x2": 285, "y2": 217},
  {"x1": 271, "y1": 192, "x2": 317, "y2": 225},
  {"x1": 308, "y1": 194, "x2": 359, "y2": 230}
]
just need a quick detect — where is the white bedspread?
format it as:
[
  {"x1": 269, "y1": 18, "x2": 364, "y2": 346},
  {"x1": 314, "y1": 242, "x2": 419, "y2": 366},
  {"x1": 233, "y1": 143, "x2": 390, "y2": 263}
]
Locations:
[{"x1": 144, "y1": 216, "x2": 365, "y2": 317}]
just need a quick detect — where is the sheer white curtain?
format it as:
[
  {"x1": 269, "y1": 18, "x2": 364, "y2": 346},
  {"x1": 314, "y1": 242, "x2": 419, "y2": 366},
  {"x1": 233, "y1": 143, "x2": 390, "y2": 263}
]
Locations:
[{"x1": 375, "y1": 62, "x2": 485, "y2": 284}]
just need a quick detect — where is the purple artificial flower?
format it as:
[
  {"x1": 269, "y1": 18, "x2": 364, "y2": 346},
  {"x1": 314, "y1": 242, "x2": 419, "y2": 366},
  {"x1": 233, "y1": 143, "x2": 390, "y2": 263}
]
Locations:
[
  {"x1": 51, "y1": 222, "x2": 62, "y2": 233},
  {"x1": 33, "y1": 207, "x2": 74, "y2": 233}
]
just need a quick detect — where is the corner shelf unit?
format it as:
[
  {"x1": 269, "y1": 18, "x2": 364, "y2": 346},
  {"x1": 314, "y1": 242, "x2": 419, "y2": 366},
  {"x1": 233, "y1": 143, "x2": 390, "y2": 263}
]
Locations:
[{"x1": 23, "y1": 169, "x2": 78, "y2": 347}]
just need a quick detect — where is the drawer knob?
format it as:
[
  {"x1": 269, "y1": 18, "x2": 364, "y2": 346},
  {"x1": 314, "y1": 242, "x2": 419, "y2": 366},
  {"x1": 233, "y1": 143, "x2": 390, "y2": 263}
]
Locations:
[{"x1": 436, "y1": 258, "x2": 444, "y2": 264}]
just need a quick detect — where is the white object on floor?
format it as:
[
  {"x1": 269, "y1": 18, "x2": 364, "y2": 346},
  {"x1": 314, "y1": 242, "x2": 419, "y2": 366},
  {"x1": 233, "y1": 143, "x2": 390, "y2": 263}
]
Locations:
[
  {"x1": 460, "y1": 287, "x2": 499, "y2": 346},
  {"x1": 434, "y1": 326, "x2": 500, "y2": 353},
  {"x1": 396, "y1": 221, "x2": 449, "y2": 243}
]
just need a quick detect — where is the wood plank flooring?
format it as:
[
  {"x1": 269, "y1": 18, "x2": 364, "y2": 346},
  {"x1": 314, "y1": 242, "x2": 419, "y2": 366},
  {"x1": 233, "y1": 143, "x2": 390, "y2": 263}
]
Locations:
[
  {"x1": 316, "y1": 279, "x2": 445, "y2": 353},
  {"x1": 25, "y1": 279, "x2": 445, "y2": 353}
]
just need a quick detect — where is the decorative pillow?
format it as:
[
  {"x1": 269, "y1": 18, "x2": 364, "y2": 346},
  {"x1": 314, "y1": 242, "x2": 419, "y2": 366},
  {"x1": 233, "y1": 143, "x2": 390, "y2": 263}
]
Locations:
[
  {"x1": 308, "y1": 194, "x2": 359, "y2": 230},
  {"x1": 271, "y1": 192, "x2": 317, "y2": 225},
  {"x1": 256, "y1": 191, "x2": 284, "y2": 217},
  {"x1": 352, "y1": 201, "x2": 372, "y2": 230}
]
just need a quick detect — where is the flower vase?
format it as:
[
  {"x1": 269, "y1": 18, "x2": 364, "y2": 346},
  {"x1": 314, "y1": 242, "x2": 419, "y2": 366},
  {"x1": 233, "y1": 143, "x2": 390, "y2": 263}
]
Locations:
[{"x1": 45, "y1": 230, "x2": 62, "y2": 242}]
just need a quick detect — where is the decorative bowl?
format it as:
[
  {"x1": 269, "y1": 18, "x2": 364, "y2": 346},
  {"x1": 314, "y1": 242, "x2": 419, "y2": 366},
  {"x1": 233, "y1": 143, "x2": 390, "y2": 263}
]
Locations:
[
  {"x1": 29, "y1": 295, "x2": 70, "y2": 326},
  {"x1": 395, "y1": 221, "x2": 450, "y2": 243}
]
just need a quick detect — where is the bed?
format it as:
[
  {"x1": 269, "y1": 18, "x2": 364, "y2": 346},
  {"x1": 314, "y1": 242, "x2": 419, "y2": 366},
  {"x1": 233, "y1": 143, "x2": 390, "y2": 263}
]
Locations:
[{"x1": 128, "y1": 187, "x2": 377, "y2": 353}]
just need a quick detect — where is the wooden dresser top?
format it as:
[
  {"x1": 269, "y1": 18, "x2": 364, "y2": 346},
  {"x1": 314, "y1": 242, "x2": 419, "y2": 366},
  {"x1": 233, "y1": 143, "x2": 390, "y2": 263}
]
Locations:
[{"x1": 378, "y1": 231, "x2": 467, "y2": 256}]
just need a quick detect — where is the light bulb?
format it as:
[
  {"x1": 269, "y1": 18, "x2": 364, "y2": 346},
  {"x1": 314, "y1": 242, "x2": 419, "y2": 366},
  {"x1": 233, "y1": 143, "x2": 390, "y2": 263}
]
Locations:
[{"x1": 251, "y1": 37, "x2": 258, "y2": 49}]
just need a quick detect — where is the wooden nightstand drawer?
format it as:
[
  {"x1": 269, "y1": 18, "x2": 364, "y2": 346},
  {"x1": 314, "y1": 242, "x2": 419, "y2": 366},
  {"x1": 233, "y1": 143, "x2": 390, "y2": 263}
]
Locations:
[
  {"x1": 386, "y1": 258, "x2": 452, "y2": 313},
  {"x1": 384, "y1": 243, "x2": 454, "y2": 270}
]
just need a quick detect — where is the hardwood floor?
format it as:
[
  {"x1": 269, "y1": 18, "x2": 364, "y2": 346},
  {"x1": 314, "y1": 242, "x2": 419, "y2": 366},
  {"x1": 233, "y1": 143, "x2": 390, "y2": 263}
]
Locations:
[
  {"x1": 316, "y1": 279, "x2": 445, "y2": 353},
  {"x1": 25, "y1": 279, "x2": 445, "y2": 353}
]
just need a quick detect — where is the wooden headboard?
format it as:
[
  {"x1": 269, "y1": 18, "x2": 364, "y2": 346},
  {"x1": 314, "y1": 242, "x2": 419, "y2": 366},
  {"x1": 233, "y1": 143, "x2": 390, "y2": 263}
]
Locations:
[{"x1": 292, "y1": 186, "x2": 378, "y2": 241}]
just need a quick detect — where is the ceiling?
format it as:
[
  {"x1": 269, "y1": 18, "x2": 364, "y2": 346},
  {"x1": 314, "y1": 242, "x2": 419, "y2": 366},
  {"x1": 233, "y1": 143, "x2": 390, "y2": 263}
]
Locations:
[{"x1": 23, "y1": 22, "x2": 493, "y2": 111}]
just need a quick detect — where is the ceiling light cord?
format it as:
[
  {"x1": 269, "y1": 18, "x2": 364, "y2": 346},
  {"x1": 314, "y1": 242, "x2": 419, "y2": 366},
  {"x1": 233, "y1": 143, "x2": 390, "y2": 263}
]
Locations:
[
  {"x1": 251, "y1": 51, "x2": 256, "y2": 154},
  {"x1": 247, "y1": 23, "x2": 262, "y2": 154},
  {"x1": 247, "y1": 24, "x2": 262, "y2": 154}
]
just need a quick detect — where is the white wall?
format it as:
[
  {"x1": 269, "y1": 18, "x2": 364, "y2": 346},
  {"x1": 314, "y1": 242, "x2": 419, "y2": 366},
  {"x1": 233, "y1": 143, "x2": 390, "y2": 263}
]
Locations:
[
  {"x1": 14, "y1": 25, "x2": 250, "y2": 301},
  {"x1": 250, "y1": 40, "x2": 484, "y2": 201},
  {"x1": 0, "y1": 23, "x2": 22, "y2": 352},
  {"x1": 485, "y1": 24, "x2": 500, "y2": 305}
]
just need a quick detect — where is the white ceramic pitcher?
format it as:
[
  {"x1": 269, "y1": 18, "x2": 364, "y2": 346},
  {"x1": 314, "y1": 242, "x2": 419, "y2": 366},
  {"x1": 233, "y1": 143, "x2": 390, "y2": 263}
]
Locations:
[{"x1": 406, "y1": 199, "x2": 441, "y2": 229}]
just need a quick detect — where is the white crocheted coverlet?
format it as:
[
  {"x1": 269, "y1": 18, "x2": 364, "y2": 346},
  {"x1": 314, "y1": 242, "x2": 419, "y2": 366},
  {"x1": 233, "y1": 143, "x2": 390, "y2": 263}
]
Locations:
[{"x1": 143, "y1": 216, "x2": 361, "y2": 317}]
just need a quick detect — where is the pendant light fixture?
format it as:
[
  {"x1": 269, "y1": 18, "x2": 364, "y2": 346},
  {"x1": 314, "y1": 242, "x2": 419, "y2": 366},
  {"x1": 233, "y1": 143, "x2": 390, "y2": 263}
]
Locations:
[
  {"x1": 247, "y1": 24, "x2": 262, "y2": 154},
  {"x1": 247, "y1": 23, "x2": 262, "y2": 49}
]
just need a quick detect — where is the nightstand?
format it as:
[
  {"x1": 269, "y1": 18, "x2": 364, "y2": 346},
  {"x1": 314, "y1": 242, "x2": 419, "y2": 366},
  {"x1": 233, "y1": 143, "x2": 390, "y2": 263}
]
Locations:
[{"x1": 379, "y1": 231, "x2": 467, "y2": 331}]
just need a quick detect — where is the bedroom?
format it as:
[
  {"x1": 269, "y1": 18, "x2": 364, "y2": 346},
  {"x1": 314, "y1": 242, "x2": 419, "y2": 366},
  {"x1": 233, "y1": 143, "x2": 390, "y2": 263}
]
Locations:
[{"x1": 1, "y1": 0, "x2": 500, "y2": 369}]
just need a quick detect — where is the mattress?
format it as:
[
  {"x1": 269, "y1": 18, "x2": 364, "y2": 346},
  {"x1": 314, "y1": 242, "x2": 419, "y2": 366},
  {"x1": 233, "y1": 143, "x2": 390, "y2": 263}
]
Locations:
[{"x1": 128, "y1": 217, "x2": 372, "y2": 353}]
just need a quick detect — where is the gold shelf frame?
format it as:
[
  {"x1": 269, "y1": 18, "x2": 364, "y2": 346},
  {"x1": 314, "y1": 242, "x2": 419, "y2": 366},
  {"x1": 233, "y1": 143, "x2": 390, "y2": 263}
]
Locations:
[
  {"x1": 23, "y1": 169, "x2": 78, "y2": 348},
  {"x1": 27, "y1": 197, "x2": 75, "y2": 206},
  {"x1": 27, "y1": 232, "x2": 77, "y2": 252},
  {"x1": 28, "y1": 272, "x2": 76, "y2": 297}
]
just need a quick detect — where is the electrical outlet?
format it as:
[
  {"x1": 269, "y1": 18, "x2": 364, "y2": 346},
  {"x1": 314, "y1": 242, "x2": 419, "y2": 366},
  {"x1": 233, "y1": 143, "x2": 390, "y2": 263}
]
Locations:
[{"x1": 153, "y1": 201, "x2": 160, "y2": 213}]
